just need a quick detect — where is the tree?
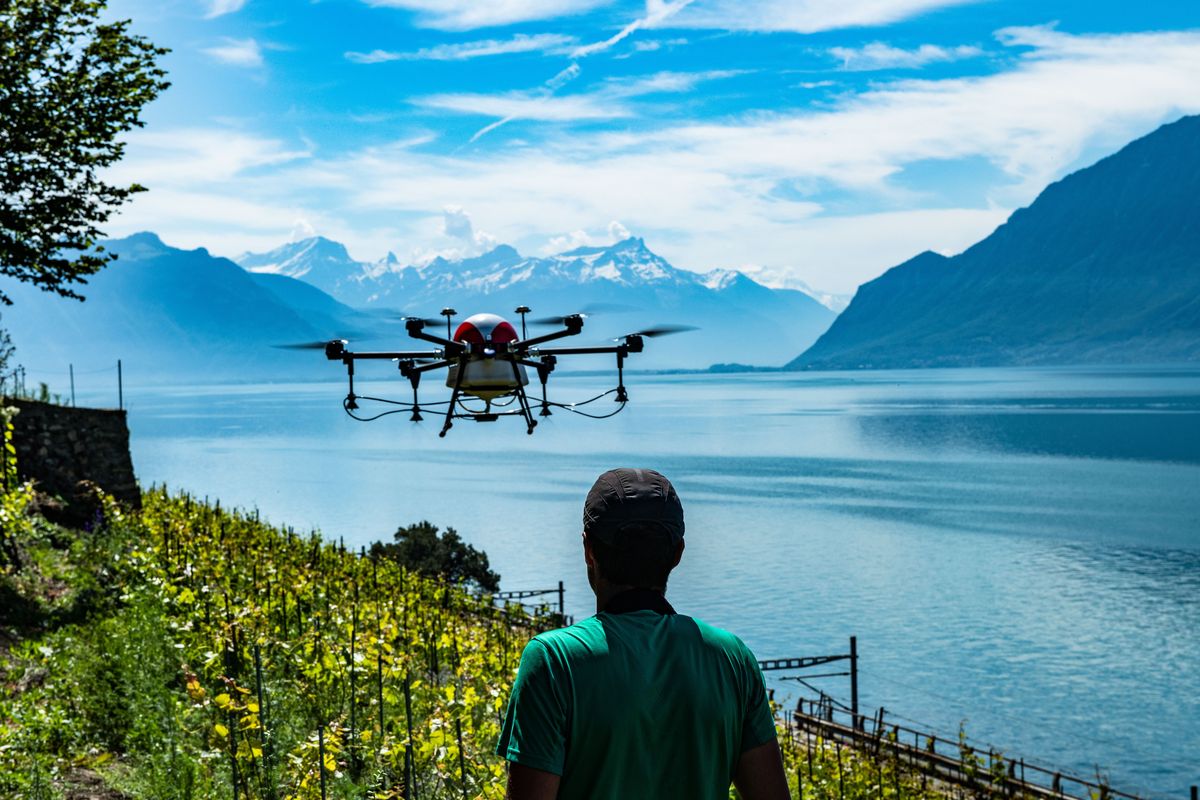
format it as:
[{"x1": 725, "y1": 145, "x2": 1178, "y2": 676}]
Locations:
[
  {"x1": 370, "y1": 521, "x2": 501, "y2": 593},
  {"x1": 0, "y1": 0, "x2": 169, "y2": 305}
]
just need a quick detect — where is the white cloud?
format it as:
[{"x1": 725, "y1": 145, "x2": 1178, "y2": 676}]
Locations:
[
  {"x1": 361, "y1": 0, "x2": 611, "y2": 31},
  {"x1": 204, "y1": 0, "x2": 247, "y2": 19},
  {"x1": 202, "y1": 38, "x2": 264, "y2": 68},
  {"x1": 420, "y1": 69, "x2": 737, "y2": 131},
  {"x1": 633, "y1": 38, "x2": 688, "y2": 52},
  {"x1": 666, "y1": 0, "x2": 984, "y2": 33},
  {"x1": 571, "y1": 0, "x2": 695, "y2": 59},
  {"x1": 111, "y1": 28, "x2": 1200, "y2": 291},
  {"x1": 345, "y1": 33, "x2": 576, "y2": 63},
  {"x1": 289, "y1": 218, "x2": 318, "y2": 242},
  {"x1": 416, "y1": 91, "x2": 630, "y2": 121},
  {"x1": 541, "y1": 220, "x2": 634, "y2": 254},
  {"x1": 830, "y1": 42, "x2": 982, "y2": 71}
]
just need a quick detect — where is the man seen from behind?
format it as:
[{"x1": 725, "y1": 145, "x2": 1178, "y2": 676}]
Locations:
[{"x1": 496, "y1": 467, "x2": 791, "y2": 799}]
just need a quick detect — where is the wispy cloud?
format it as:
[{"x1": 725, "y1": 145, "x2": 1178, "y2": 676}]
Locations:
[
  {"x1": 114, "y1": 29, "x2": 1200, "y2": 291},
  {"x1": 667, "y1": 0, "x2": 984, "y2": 33},
  {"x1": 417, "y1": 69, "x2": 741, "y2": 137},
  {"x1": 571, "y1": 0, "x2": 695, "y2": 58},
  {"x1": 346, "y1": 33, "x2": 576, "y2": 63},
  {"x1": 202, "y1": 38, "x2": 264, "y2": 68},
  {"x1": 830, "y1": 42, "x2": 982, "y2": 70},
  {"x1": 360, "y1": 0, "x2": 611, "y2": 31},
  {"x1": 416, "y1": 91, "x2": 630, "y2": 122},
  {"x1": 203, "y1": 0, "x2": 247, "y2": 19}
]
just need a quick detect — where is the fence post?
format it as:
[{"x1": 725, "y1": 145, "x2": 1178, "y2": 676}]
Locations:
[
  {"x1": 850, "y1": 636, "x2": 859, "y2": 731},
  {"x1": 317, "y1": 722, "x2": 328, "y2": 800},
  {"x1": 117, "y1": 359, "x2": 123, "y2": 410},
  {"x1": 557, "y1": 580, "x2": 564, "y2": 618}
]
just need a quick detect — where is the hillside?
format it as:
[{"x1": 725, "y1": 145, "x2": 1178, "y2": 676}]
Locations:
[
  {"x1": 240, "y1": 237, "x2": 837, "y2": 369},
  {"x1": 0, "y1": 233, "x2": 378, "y2": 384},
  {"x1": 0, "y1": 477, "x2": 921, "y2": 799},
  {"x1": 791, "y1": 115, "x2": 1200, "y2": 369}
]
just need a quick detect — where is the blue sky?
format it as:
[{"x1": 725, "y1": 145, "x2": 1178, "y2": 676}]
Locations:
[{"x1": 104, "y1": 0, "x2": 1200, "y2": 292}]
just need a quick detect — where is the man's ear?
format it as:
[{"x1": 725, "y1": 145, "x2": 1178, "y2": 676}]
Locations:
[
  {"x1": 582, "y1": 532, "x2": 595, "y2": 566},
  {"x1": 670, "y1": 539, "x2": 685, "y2": 569}
]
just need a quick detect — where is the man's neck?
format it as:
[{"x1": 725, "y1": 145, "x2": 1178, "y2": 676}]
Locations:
[{"x1": 594, "y1": 583, "x2": 666, "y2": 614}]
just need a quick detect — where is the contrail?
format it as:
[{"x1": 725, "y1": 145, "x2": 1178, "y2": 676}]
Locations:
[{"x1": 468, "y1": 0, "x2": 695, "y2": 143}]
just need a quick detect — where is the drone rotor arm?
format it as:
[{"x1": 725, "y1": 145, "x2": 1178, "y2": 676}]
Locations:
[{"x1": 513, "y1": 315, "x2": 584, "y2": 350}]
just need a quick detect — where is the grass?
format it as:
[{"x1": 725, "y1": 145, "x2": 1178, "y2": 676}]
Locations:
[{"x1": 0, "y1": 470, "x2": 963, "y2": 800}]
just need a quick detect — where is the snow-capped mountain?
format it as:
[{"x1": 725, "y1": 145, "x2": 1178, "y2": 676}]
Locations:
[
  {"x1": 237, "y1": 236, "x2": 837, "y2": 368},
  {"x1": 237, "y1": 237, "x2": 397, "y2": 307}
]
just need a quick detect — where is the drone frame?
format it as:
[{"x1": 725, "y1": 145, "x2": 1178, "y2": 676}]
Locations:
[{"x1": 324, "y1": 311, "x2": 644, "y2": 437}]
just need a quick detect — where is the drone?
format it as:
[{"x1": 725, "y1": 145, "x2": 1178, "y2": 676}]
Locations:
[{"x1": 281, "y1": 307, "x2": 694, "y2": 437}]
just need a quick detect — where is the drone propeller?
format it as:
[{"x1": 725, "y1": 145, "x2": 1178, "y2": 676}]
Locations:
[
  {"x1": 530, "y1": 303, "x2": 642, "y2": 326},
  {"x1": 273, "y1": 339, "x2": 350, "y2": 351},
  {"x1": 614, "y1": 324, "x2": 699, "y2": 340}
]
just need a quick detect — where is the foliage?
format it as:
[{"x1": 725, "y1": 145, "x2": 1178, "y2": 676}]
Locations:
[
  {"x1": 0, "y1": 0, "x2": 170, "y2": 305},
  {"x1": 0, "y1": 488, "x2": 547, "y2": 799},
  {"x1": 371, "y1": 521, "x2": 501, "y2": 593},
  {"x1": 1, "y1": 479, "x2": 1037, "y2": 800}
]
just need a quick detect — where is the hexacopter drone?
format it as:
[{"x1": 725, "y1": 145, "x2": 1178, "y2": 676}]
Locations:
[{"x1": 283, "y1": 307, "x2": 693, "y2": 437}]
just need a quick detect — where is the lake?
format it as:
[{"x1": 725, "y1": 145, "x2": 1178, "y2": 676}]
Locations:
[{"x1": 84, "y1": 366, "x2": 1200, "y2": 797}]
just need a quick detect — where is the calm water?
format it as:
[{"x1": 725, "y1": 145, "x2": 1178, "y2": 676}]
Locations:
[{"x1": 87, "y1": 367, "x2": 1200, "y2": 797}]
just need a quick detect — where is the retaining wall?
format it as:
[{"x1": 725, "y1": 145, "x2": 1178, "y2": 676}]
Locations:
[{"x1": 5, "y1": 398, "x2": 140, "y2": 509}]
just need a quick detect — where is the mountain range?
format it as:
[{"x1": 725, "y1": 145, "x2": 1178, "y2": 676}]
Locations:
[
  {"x1": 791, "y1": 114, "x2": 1200, "y2": 369},
  {"x1": 235, "y1": 235, "x2": 836, "y2": 369},
  {"x1": 0, "y1": 233, "x2": 835, "y2": 385}
]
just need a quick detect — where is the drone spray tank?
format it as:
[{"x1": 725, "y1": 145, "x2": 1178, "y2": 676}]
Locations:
[{"x1": 444, "y1": 313, "x2": 529, "y2": 401}]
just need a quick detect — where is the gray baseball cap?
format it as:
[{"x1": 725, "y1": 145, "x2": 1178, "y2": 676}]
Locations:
[{"x1": 583, "y1": 468, "x2": 684, "y2": 544}]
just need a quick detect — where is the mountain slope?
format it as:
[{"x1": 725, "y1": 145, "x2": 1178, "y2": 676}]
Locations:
[
  {"x1": 791, "y1": 115, "x2": 1200, "y2": 369},
  {"x1": 0, "y1": 233, "x2": 366, "y2": 384},
  {"x1": 239, "y1": 237, "x2": 837, "y2": 369}
]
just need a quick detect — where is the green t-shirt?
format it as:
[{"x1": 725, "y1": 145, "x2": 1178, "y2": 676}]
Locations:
[{"x1": 495, "y1": 608, "x2": 777, "y2": 799}]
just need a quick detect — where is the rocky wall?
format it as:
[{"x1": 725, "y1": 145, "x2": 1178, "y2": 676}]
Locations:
[{"x1": 5, "y1": 398, "x2": 140, "y2": 510}]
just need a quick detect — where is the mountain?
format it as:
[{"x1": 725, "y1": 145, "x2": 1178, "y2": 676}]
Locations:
[
  {"x1": 791, "y1": 115, "x2": 1200, "y2": 369},
  {"x1": 0, "y1": 233, "x2": 373, "y2": 384},
  {"x1": 238, "y1": 237, "x2": 836, "y2": 369},
  {"x1": 236, "y1": 237, "x2": 396, "y2": 307}
]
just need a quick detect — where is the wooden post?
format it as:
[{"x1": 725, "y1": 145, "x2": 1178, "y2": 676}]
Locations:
[
  {"x1": 317, "y1": 722, "x2": 328, "y2": 800},
  {"x1": 557, "y1": 580, "x2": 564, "y2": 618},
  {"x1": 254, "y1": 644, "x2": 276, "y2": 800},
  {"x1": 349, "y1": 584, "x2": 359, "y2": 779},
  {"x1": 404, "y1": 671, "x2": 416, "y2": 800},
  {"x1": 850, "y1": 636, "x2": 859, "y2": 731},
  {"x1": 456, "y1": 717, "x2": 468, "y2": 800}
]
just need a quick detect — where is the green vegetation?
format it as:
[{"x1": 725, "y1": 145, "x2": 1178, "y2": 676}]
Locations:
[
  {"x1": 0, "y1": 478, "x2": 550, "y2": 798},
  {"x1": 0, "y1": 424, "x2": 988, "y2": 799},
  {"x1": 370, "y1": 522, "x2": 501, "y2": 594},
  {"x1": 0, "y1": 0, "x2": 170, "y2": 305}
]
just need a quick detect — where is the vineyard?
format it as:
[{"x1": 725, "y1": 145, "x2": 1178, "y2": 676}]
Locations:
[{"x1": 3, "y1": 457, "x2": 948, "y2": 799}]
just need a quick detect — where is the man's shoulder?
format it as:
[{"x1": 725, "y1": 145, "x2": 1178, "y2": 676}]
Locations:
[
  {"x1": 529, "y1": 616, "x2": 607, "y2": 655},
  {"x1": 681, "y1": 614, "x2": 757, "y2": 657}
]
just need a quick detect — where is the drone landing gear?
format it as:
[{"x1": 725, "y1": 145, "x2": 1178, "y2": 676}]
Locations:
[
  {"x1": 346, "y1": 360, "x2": 359, "y2": 409},
  {"x1": 440, "y1": 357, "x2": 468, "y2": 438},
  {"x1": 508, "y1": 358, "x2": 538, "y2": 435},
  {"x1": 536, "y1": 356, "x2": 556, "y2": 416},
  {"x1": 615, "y1": 350, "x2": 628, "y2": 403}
]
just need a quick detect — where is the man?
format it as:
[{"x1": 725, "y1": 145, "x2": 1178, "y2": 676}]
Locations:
[{"x1": 496, "y1": 468, "x2": 790, "y2": 799}]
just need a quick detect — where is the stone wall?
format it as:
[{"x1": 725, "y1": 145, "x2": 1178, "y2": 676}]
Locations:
[{"x1": 5, "y1": 398, "x2": 140, "y2": 509}]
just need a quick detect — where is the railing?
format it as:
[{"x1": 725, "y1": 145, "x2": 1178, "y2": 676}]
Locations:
[
  {"x1": 789, "y1": 698, "x2": 1148, "y2": 800},
  {"x1": 489, "y1": 581, "x2": 569, "y2": 623}
]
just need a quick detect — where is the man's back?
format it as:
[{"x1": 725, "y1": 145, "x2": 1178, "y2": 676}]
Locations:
[{"x1": 497, "y1": 605, "x2": 777, "y2": 799}]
